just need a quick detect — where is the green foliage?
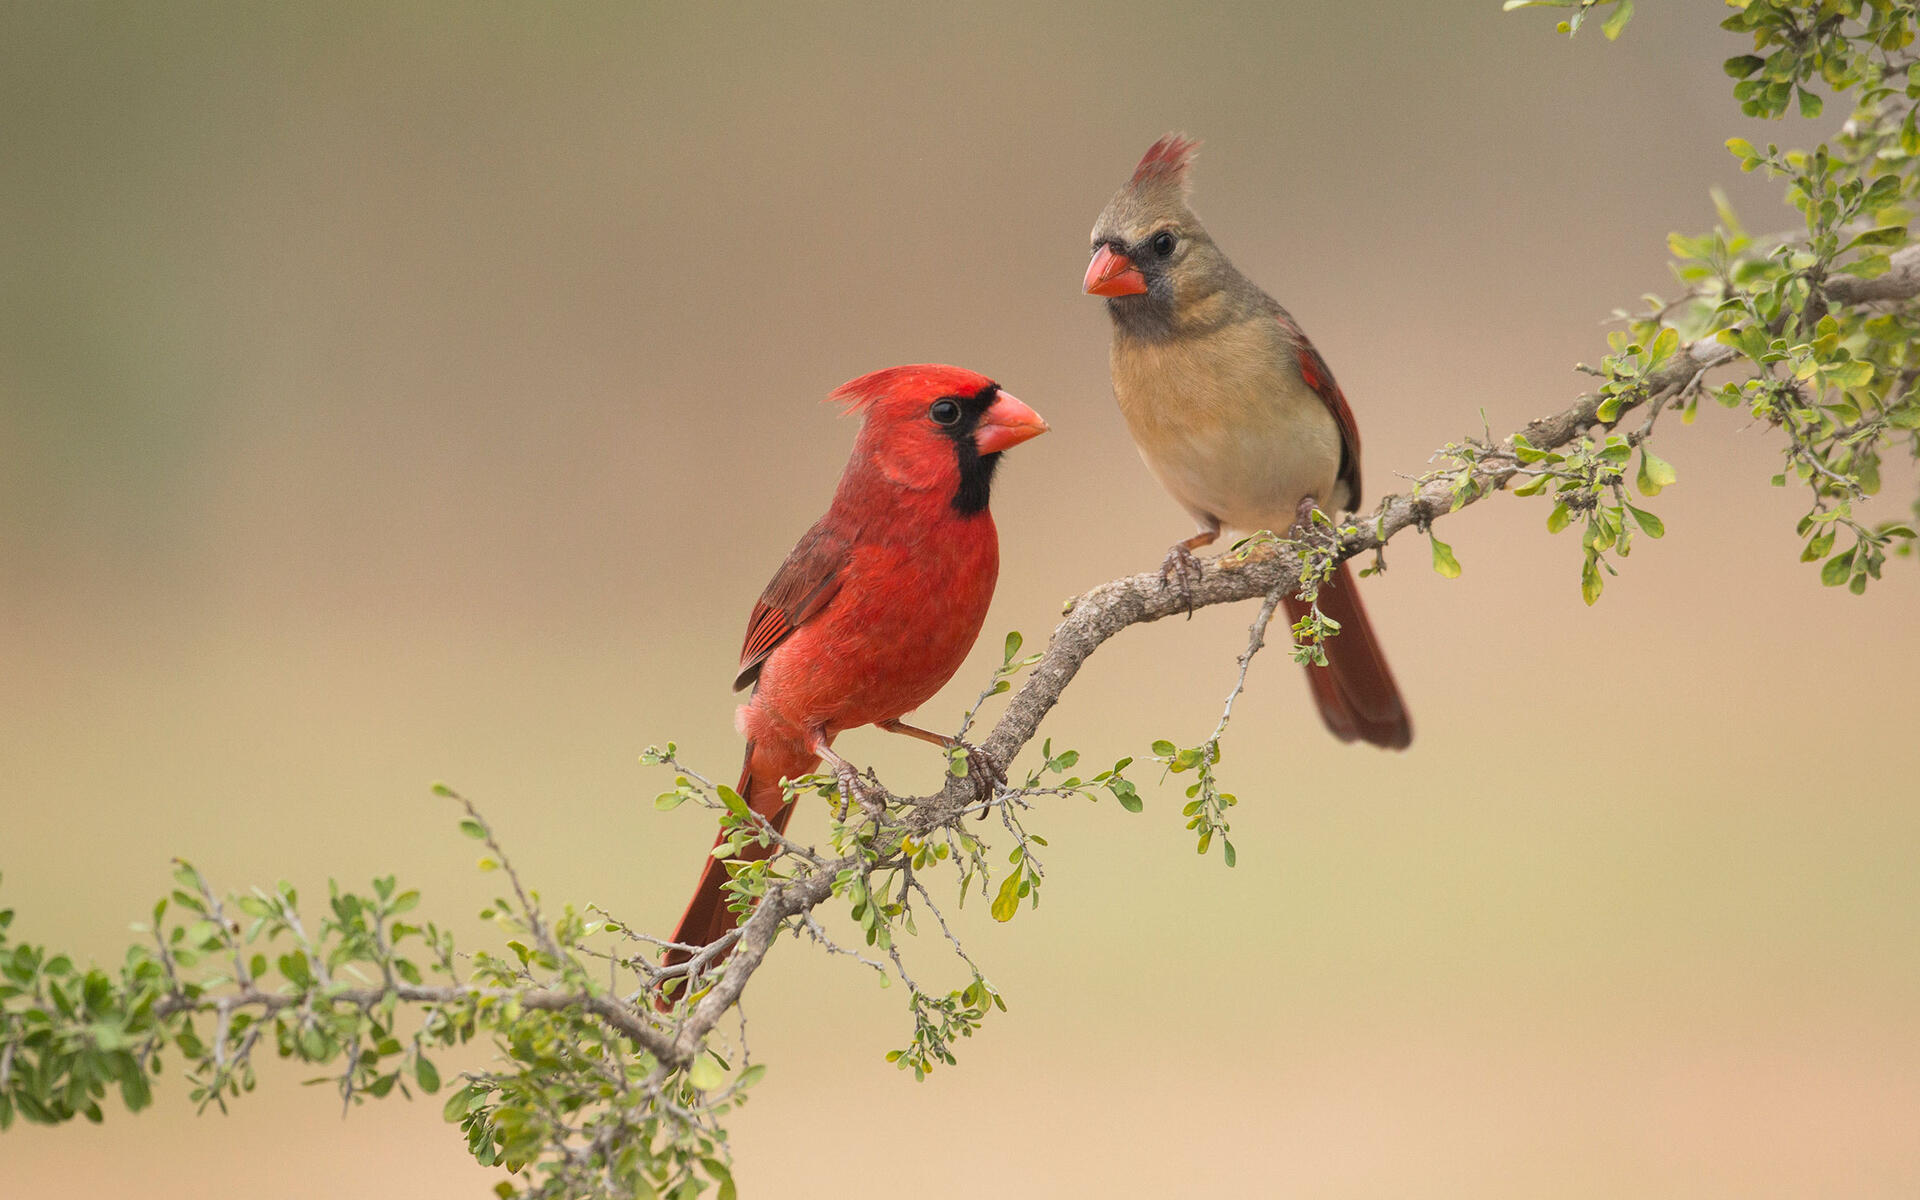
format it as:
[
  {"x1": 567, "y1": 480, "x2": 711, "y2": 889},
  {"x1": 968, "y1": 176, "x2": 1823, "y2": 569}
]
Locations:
[
  {"x1": 0, "y1": 627, "x2": 1184, "y2": 1192},
  {"x1": 1515, "y1": 428, "x2": 1671, "y2": 605},
  {"x1": 1720, "y1": 0, "x2": 1916, "y2": 119},
  {"x1": 1510, "y1": 0, "x2": 1920, "y2": 591},
  {"x1": 886, "y1": 976, "x2": 1003, "y2": 1081},
  {"x1": 1, "y1": 803, "x2": 763, "y2": 1199},
  {"x1": 1151, "y1": 739, "x2": 1239, "y2": 866}
]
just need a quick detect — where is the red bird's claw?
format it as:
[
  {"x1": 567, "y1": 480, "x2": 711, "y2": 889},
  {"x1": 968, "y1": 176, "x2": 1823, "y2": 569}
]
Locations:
[
  {"x1": 958, "y1": 742, "x2": 1004, "y2": 818},
  {"x1": 833, "y1": 766, "x2": 886, "y2": 822},
  {"x1": 966, "y1": 743, "x2": 1005, "y2": 788},
  {"x1": 1159, "y1": 544, "x2": 1202, "y2": 618}
]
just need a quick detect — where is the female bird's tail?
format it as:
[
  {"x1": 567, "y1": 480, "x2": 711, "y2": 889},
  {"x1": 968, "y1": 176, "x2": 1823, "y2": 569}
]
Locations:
[
  {"x1": 1283, "y1": 560, "x2": 1412, "y2": 750},
  {"x1": 663, "y1": 739, "x2": 819, "y2": 970}
]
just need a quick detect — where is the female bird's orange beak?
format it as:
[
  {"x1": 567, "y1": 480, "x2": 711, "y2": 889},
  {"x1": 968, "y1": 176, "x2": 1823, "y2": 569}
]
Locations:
[
  {"x1": 974, "y1": 391, "x2": 1049, "y2": 454},
  {"x1": 1083, "y1": 244, "x2": 1148, "y2": 297}
]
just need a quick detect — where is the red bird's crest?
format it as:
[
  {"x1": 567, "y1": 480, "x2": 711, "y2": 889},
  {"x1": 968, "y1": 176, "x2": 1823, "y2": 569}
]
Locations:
[
  {"x1": 1130, "y1": 133, "x2": 1200, "y2": 195},
  {"x1": 827, "y1": 364, "x2": 995, "y2": 415}
]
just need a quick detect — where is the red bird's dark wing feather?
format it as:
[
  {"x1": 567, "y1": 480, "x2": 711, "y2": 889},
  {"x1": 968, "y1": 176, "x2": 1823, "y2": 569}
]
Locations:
[
  {"x1": 733, "y1": 522, "x2": 850, "y2": 692},
  {"x1": 1284, "y1": 317, "x2": 1364, "y2": 509}
]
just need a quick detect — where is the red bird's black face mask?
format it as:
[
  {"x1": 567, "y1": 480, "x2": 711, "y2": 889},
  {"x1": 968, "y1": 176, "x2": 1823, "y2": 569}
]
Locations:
[{"x1": 928, "y1": 384, "x2": 1049, "y2": 514}]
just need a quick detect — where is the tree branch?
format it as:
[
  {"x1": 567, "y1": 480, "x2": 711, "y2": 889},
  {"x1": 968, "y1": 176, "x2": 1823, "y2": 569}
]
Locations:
[{"x1": 152, "y1": 984, "x2": 678, "y2": 1063}]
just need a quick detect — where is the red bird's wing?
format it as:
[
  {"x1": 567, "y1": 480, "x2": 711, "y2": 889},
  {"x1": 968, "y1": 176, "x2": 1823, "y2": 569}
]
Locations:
[
  {"x1": 1282, "y1": 315, "x2": 1364, "y2": 510},
  {"x1": 733, "y1": 522, "x2": 850, "y2": 692}
]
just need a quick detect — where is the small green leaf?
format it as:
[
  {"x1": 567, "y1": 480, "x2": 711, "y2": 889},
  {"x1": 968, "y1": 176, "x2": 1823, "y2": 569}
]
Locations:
[
  {"x1": 119, "y1": 1071, "x2": 152, "y2": 1113},
  {"x1": 1601, "y1": 0, "x2": 1633, "y2": 40},
  {"x1": 442, "y1": 1083, "x2": 480, "y2": 1121},
  {"x1": 1625, "y1": 505, "x2": 1665, "y2": 538},
  {"x1": 990, "y1": 873, "x2": 1022, "y2": 923},
  {"x1": 1636, "y1": 448, "x2": 1678, "y2": 497},
  {"x1": 1002, "y1": 630, "x2": 1023, "y2": 664},
  {"x1": 1581, "y1": 556, "x2": 1604, "y2": 606},
  {"x1": 687, "y1": 1051, "x2": 726, "y2": 1092},
  {"x1": 1430, "y1": 534, "x2": 1462, "y2": 579},
  {"x1": 1547, "y1": 502, "x2": 1572, "y2": 534},
  {"x1": 1826, "y1": 359, "x2": 1874, "y2": 389},
  {"x1": 1843, "y1": 225, "x2": 1906, "y2": 251},
  {"x1": 1647, "y1": 326, "x2": 1679, "y2": 366}
]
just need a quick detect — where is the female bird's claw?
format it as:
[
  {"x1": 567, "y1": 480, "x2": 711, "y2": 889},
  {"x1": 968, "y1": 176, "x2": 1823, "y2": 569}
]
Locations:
[
  {"x1": 1159, "y1": 543, "x2": 1202, "y2": 616},
  {"x1": 1291, "y1": 495, "x2": 1323, "y2": 536}
]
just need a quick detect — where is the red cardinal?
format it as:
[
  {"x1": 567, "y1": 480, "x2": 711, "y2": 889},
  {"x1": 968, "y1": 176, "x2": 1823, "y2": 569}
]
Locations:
[
  {"x1": 1084, "y1": 135, "x2": 1411, "y2": 749},
  {"x1": 665, "y1": 365, "x2": 1048, "y2": 967}
]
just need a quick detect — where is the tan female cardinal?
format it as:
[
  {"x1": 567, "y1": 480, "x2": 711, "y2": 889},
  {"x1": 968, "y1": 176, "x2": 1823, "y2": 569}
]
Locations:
[
  {"x1": 665, "y1": 365, "x2": 1048, "y2": 965},
  {"x1": 1084, "y1": 135, "x2": 1412, "y2": 750}
]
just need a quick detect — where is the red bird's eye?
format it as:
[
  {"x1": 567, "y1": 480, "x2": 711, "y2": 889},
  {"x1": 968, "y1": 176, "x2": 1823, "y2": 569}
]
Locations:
[{"x1": 929, "y1": 399, "x2": 961, "y2": 426}]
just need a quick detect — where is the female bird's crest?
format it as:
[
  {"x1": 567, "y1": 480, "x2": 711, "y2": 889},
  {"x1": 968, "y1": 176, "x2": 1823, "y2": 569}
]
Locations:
[
  {"x1": 1130, "y1": 133, "x2": 1200, "y2": 197},
  {"x1": 1092, "y1": 133, "x2": 1205, "y2": 251}
]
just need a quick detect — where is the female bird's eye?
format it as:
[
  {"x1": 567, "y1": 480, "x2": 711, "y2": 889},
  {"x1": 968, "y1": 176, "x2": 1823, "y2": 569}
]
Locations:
[
  {"x1": 929, "y1": 399, "x2": 961, "y2": 426},
  {"x1": 1150, "y1": 230, "x2": 1177, "y2": 257}
]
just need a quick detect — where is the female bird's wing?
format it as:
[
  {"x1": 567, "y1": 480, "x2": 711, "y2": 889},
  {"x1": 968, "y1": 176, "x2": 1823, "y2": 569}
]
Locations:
[
  {"x1": 733, "y1": 521, "x2": 851, "y2": 691},
  {"x1": 1282, "y1": 314, "x2": 1364, "y2": 510}
]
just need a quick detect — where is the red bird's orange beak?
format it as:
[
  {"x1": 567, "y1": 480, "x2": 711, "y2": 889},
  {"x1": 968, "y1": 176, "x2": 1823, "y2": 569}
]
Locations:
[
  {"x1": 973, "y1": 391, "x2": 1049, "y2": 454},
  {"x1": 1083, "y1": 244, "x2": 1148, "y2": 297}
]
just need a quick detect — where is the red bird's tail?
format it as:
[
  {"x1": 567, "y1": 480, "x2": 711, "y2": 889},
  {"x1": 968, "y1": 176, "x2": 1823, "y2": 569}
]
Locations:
[
  {"x1": 1283, "y1": 560, "x2": 1412, "y2": 750},
  {"x1": 664, "y1": 739, "x2": 818, "y2": 970}
]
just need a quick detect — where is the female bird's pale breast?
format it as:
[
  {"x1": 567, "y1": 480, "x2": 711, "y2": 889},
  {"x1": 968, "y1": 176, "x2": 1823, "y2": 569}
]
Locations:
[{"x1": 1111, "y1": 321, "x2": 1345, "y2": 534}]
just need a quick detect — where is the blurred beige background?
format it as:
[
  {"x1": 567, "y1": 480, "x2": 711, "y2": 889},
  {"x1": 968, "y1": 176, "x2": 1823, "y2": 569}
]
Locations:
[{"x1": 4, "y1": 3, "x2": 1917, "y2": 1197}]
